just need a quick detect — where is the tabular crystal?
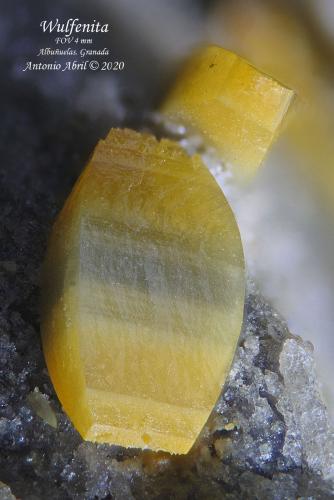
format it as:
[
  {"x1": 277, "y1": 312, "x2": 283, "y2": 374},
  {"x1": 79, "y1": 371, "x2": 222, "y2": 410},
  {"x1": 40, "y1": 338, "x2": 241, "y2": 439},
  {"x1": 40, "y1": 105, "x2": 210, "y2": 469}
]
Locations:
[
  {"x1": 161, "y1": 45, "x2": 294, "y2": 181},
  {"x1": 41, "y1": 129, "x2": 245, "y2": 454}
]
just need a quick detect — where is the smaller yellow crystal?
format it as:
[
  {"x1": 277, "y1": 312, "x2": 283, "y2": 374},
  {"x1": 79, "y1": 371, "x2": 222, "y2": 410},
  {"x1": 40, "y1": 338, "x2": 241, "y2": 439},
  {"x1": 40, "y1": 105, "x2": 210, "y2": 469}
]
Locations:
[{"x1": 161, "y1": 45, "x2": 294, "y2": 181}]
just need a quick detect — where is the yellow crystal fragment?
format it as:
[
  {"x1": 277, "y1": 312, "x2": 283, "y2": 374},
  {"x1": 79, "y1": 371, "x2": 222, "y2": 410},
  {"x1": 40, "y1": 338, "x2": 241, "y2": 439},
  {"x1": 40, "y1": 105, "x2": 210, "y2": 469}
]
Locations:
[
  {"x1": 41, "y1": 128, "x2": 245, "y2": 454},
  {"x1": 161, "y1": 45, "x2": 294, "y2": 181},
  {"x1": 216, "y1": 0, "x2": 334, "y2": 209}
]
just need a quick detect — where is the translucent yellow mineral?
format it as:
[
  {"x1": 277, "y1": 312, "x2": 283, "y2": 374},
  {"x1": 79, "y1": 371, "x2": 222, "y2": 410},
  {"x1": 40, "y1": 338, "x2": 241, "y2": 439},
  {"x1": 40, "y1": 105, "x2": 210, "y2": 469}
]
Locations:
[
  {"x1": 214, "y1": 0, "x2": 334, "y2": 209},
  {"x1": 161, "y1": 45, "x2": 294, "y2": 181},
  {"x1": 41, "y1": 128, "x2": 245, "y2": 454}
]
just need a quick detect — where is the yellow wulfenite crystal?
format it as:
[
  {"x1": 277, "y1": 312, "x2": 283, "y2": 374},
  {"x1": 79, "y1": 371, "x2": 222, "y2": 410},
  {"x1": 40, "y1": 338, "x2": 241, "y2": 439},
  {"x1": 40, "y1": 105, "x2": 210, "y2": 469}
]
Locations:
[
  {"x1": 41, "y1": 129, "x2": 245, "y2": 454},
  {"x1": 161, "y1": 45, "x2": 294, "y2": 181}
]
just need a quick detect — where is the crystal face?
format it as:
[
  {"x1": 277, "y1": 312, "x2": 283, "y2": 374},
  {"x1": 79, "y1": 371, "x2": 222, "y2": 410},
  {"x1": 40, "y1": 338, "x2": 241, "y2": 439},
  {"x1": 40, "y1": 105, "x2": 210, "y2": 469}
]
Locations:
[
  {"x1": 161, "y1": 45, "x2": 294, "y2": 181},
  {"x1": 41, "y1": 128, "x2": 245, "y2": 454}
]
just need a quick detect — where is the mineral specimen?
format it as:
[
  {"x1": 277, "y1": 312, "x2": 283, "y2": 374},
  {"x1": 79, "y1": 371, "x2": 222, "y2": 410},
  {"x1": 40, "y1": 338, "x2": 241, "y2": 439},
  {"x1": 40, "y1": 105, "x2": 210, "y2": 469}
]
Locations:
[
  {"x1": 41, "y1": 128, "x2": 245, "y2": 454},
  {"x1": 27, "y1": 387, "x2": 57, "y2": 429},
  {"x1": 161, "y1": 45, "x2": 294, "y2": 181},
  {"x1": 1, "y1": 4, "x2": 333, "y2": 496}
]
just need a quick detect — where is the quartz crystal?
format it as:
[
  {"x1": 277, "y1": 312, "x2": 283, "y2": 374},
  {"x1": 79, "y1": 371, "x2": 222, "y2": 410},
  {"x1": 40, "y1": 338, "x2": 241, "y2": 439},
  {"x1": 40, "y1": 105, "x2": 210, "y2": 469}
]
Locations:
[
  {"x1": 161, "y1": 45, "x2": 294, "y2": 181},
  {"x1": 41, "y1": 128, "x2": 245, "y2": 454}
]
